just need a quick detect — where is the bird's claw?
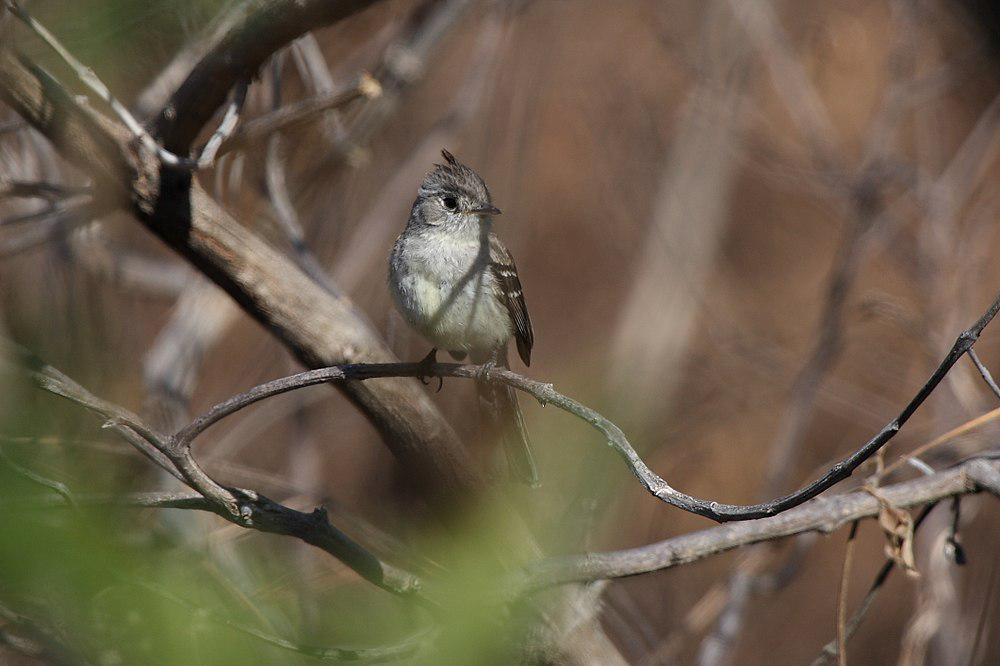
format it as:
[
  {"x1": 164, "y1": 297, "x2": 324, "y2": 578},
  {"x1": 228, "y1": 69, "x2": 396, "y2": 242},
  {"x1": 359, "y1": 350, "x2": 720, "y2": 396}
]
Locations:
[{"x1": 476, "y1": 358, "x2": 497, "y2": 383}]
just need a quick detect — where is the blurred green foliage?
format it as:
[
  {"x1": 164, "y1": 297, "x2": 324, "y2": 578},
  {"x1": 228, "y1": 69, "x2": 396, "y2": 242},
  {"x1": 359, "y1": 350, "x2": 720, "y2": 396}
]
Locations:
[{"x1": 0, "y1": 368, "x2": 561, "y2": 664}]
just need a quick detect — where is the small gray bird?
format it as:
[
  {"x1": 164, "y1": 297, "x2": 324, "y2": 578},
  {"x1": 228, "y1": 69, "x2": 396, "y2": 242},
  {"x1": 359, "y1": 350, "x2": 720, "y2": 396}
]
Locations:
[{"x1": 389, "y1": 149, "x2": 537, "y2": 485}]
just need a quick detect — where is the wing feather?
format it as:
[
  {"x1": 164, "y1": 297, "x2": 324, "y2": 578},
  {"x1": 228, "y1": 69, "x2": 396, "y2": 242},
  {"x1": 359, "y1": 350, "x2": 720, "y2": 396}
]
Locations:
[{"x1": 489, "y1": 234, "x2": 533, "y2": 366}]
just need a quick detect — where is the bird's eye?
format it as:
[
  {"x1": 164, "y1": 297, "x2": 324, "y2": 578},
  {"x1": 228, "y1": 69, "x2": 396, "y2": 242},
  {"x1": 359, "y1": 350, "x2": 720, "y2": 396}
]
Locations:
[{"x1": 442, "y1": 196, "x2": 458, "y2": 211}]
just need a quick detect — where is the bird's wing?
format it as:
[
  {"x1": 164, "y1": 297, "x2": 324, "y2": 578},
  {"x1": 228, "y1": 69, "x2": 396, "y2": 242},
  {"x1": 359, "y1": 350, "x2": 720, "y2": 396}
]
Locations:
[{"x1": 489, "y1": 233, "x2": 533, "y2": 366}]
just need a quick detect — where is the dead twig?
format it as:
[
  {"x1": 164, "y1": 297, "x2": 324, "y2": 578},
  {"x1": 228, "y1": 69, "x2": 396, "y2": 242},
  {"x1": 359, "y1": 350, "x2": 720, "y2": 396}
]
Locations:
[
  {"x1": 1, "y1": 342, "x2": 425, "y2": 602},
  {"x1": 217, "y1": 73, "x2": 378, "y2": 156},
  {"x1": 811, "y1": 503, "x2": 938, "y2": 666},
  {"x1": 518, "y1": 461, "x2": 992, "y2": 591},
  {"x1": 836, "y1": 522, "x2": 859, "y2": 666},
  {"x1": 966, "y1": 348, "x2": 1000, "y2": 400}
]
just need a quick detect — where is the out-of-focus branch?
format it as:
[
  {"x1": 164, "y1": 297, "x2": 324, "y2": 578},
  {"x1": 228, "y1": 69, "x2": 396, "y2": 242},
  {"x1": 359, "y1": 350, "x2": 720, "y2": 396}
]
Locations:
[
  {"x1": 2, "y1": 342, "x2": 426, "y2": 602},
  {"x1": 0, "y1": 601, "x2": 77, "y2": 664},
  {"x1": 3, "y1": 0, "x2": 196, "y2": 169},
  {"x1": 152, "y1": 0, "x2": 385, "y2": 155},
  {"x1": 0, "y1": 179, "x2": 89, "y2": 201},
  {"x1": 217, "y1": 73, "x2": 379, "y2": 156},
  {"x1": 518, "y1": 458, "x2": 996, "y2": 590},
  {"x1": 143, "y1": 282, "x2": 239, "y2": 431},
  {"x1": 69, "y1": 226, "x2": 193, "y2": 298},
  {"x1": 0, "y1": 27, "x2": 483, "y2": 512},
  {"x1": 308, "y1": 0, "x2": 480, "y2": 172},
  {"x1": 193, "y1": 79, "x2": 248, "y2": 169},
  {"x1": 263, "y1": 128, "x2": 341, "y2": 295}
]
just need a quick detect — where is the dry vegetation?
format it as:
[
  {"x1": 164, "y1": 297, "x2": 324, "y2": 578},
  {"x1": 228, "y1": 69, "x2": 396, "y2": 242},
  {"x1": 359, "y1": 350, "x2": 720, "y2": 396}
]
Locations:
[{"x1": 1, "y1": 1, "x2": 998, "y2": 664}]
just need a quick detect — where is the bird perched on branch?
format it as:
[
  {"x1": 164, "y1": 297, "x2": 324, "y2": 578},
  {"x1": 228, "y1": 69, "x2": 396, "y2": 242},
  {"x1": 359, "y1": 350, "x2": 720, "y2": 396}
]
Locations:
[{"x1": 389, "y1": 149, "x2": 537, "y2": 485}]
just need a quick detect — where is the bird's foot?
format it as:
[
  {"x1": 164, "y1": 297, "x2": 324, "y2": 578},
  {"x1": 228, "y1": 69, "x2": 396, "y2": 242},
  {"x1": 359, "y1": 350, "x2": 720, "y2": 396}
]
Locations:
[
  {"x1": 416, "y1": 348, "x2": 443, "y2": 392},
  {"x1": 476, "y1": 354, "x2": 498, "y2": 384}
]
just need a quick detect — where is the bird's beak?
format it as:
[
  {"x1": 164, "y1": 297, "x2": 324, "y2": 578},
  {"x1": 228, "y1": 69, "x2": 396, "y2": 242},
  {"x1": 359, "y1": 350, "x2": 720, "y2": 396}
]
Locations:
[{"x1": 469, "y1": 205, "x2": 502, "y2": 216}]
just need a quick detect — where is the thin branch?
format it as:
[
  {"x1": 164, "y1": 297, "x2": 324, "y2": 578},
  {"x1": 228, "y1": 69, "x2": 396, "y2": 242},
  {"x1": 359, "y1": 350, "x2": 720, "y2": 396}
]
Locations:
[
  {"x1": 0, "y1": 339, "x2": 183, "y2": 482},
  {"x1": 0, "y1": 600, "x2": 77, "y2": 664},
  {"x1": 3, "y1": 0, "x2": 196, "y2": 169},
  {"x1": 0, "y1": 445, "x2": 75, "y2": 507},
  {"x1": 0, "y1": 201, "x2": 98, "y2": 259},
  {"x1": 836, "y1": 522, "x2": 859, "y2": 666},
  {"x1": 194, "y1": 79, "x2": 248, "y2": 169},
  {"x1": 7, "y1": 3, "x2": 254, "y2": 172},
  {"x1": 878, "y1": 405, "x2": 1000, "y2": 480},
  {"x1": 5, "y1": 485, "x2": 432, "y2": 659},
  {"x1": 966, "y1": 347, "x2": 1000, "y2": 400},
  {"x1": 165, "y1": 289, "x2": 1000, "y2": 523},
  {"x1": 251, "y1": 52, "x2": 350, "y2": 300},
  {"x1": 0, "y1": 195, "x2": 92, "y2": 227},
  {"x1": 152, "y1": 0, "x2": 384, "y2": 154},
  {"x1": 69, "y1": 228, "x2": 193, "y2": 298},
  {"x1": 7, "y1": 333, "x2": 999, "y2": 607},
  {"x1": 217, "y1": 73, "x2": 379, "y2": 156},
  {"x1": 0, "y1": 179, "x2": 90, "y2": 201},
  {"x1": 517, "y1": 459, "x2": 993, "y2": 591},
  {"x1": 811, "y1": 503, "x2": 938, "y2": 666},
  {"x1": 3, "y1": 343, "x2": 427, "y2": 603}
]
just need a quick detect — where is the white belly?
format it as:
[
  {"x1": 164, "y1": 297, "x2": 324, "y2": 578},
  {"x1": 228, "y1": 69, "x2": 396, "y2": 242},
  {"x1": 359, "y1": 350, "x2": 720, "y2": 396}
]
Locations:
[{"x1": 390, "y1": 237, "x2": 512, "y2": 354}]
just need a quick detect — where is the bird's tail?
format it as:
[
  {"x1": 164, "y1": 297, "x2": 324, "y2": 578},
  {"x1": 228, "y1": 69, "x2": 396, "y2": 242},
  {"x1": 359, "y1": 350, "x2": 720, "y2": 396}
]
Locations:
[{"x1": 475, "y1": 349, "x2": 539, "y2": 486}]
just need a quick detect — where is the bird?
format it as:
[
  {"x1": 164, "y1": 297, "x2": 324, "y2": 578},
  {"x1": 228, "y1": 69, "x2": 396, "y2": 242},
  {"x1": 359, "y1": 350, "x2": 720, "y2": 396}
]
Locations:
[{"x1": 388, "y1": 149, "x2": 538, "y2": 485}]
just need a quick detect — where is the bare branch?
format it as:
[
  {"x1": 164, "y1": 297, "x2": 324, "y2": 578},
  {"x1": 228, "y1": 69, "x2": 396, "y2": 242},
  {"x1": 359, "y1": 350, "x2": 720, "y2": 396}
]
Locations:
[
  {"x1": 3, "y1": 344, "x2": 427, "y2": 602},
  {"x1": 3, "y1": 0, "x2": 196, "y2": 169},
  {"x1": 194, "y1": 79, "x2": 248, "y2": 169},
  {"x1": 217, "y1": 73, "x2": 378, "y2": 156},
  {"x1": 0, "y1": 339, "x2": 182, "y2": 481},
  {"x1": 163, "y1": 287, "x2": 1000, "y2": 523},
  {"x1": 517, "y1": 458, "x2": 995, "y2": 590},
  {"x1": 966, "y1": 348, "x2": 1000, "y2": 400},
  {"x1": 836, "y1": 522, "x2": 859, "y2": 666},
  {"x1": 0, "y1": 445, "x2": 75, "y2": 507},
  {"x1": 152, "y1": 0, "x2": 385, "y2": 155},
  {"x1": 0, "y1": 179, "x2": 89, "y2": 201},
  {"x1": 811, "y1": 503, "x2": 938, "y2": 666},
  {"x1": 0, "y1": 39, "x2": 483, "y2": 511}
]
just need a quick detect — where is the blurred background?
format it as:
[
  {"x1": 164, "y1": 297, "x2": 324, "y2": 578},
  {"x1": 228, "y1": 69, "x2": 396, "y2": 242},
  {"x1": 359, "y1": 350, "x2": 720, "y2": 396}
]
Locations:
[{"x1": 1, "y1": 0, "x2": 998, "y2": 663}]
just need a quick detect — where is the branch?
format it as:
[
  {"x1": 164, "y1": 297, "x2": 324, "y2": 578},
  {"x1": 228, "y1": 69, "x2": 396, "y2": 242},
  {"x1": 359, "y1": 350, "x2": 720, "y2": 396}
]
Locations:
[
  {"x1": 517, "y1": 457, "x2": 997, "y2": 591},
  {"x1": 966, "y1": 347, "x2": 1000, "y2": 400},
  {"x1": 193, "y1": 78, "x2": 248, "y2": 169},
  {"x1": 3, "y1": 0, "x2": 195, "y2": 169},
  {"x1": 217, "y1": 73, "x2": 379, "y2": 156},
  {"x1": 0, "y1": 179, "x2": 90, "y2": 201},
  {"x1": 152, "y1": 0, "x2": 385, "y2": 155},
  {"x1": 0, "y1": 33, "x2": 483, "y2": 513},
  {"x1": 165, "y1": 287, "x2": 1000, "y2": 523},
  {"x1": 812, "y1": 503, "x2": 938, "y2": 666},
  {"x1": 1, "y1": 343, "x2": 426, "y2": 602},
  {"x1": 9, "y1": 343, "x2": 999, "y2": 610}
]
